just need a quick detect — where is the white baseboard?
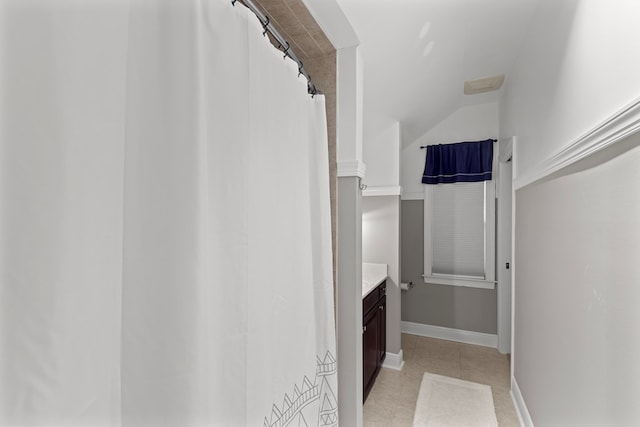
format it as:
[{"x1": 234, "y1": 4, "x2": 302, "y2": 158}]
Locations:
[
  {"x1": 511, "y1": 377, "x2": 534, "y2": 427},
  {"x1": 401, "y1": 321, "x2": 497, "y2": 348},
  {"x1": 382, "y1": 349, "x2": 404, "y2": 371}
]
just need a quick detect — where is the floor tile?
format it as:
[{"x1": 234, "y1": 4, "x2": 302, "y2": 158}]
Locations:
[
  {"x1": 363, "y1": 333, "x2": 520, "y2": 426},
  {"x1": 415, "y1": 336, "x2": 460, "y2": 361},
  {"x1": 412, "y1": 355, "x2": 461, "y2": 378}
]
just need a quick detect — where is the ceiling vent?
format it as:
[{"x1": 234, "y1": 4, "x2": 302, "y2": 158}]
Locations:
[{"x1": 464, "y1": 74, "x2": 505, "y2": 95}]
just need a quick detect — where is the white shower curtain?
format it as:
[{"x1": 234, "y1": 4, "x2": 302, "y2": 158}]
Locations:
[{"x1": 0, "y1": 1, "x2": 337, "y2": 426}]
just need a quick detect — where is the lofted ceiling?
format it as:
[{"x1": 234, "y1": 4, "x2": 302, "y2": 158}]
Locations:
[{"x1": 334, "y1": 0, "x2": 539, "y2": 146}]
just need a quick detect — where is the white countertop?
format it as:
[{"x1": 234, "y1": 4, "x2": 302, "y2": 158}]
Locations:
[{"x1": 362, "y1": 263, "x2": 388, "y2": 298}]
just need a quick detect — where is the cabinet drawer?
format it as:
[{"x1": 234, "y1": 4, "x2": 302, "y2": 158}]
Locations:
[{"x1": 363, "y1": 280, "x2": 386, "y2": 316}]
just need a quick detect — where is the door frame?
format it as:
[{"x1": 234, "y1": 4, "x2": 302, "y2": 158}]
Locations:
[{"x1": 497, "y1": 137, "x2": 514, "y2": 354}]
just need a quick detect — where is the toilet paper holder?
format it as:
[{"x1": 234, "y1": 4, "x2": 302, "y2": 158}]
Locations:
[{"x1": 400, "y1": 281, "x2": 414, "y2": 291}]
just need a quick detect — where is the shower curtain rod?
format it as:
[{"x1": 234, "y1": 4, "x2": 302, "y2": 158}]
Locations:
[
  {"x1": 232, "y1": 0, "x2": 318, "y2": 96},
  {"x1": 419, "y1": 139, "x2": 497, "y2": 149}
]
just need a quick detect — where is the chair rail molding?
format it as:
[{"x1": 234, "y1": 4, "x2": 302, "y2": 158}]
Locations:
[
  {"x1": 515, "y1": 95, "x2": 640, "y2": 190},
  {"x1": 337, "y1": 160, "x2": 366, "y2": 179},
  {"x1": 362, "y1": 185, "x2": 402, "y2": 197}
]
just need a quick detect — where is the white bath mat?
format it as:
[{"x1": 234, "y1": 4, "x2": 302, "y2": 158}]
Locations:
[{"x1": 412, "y1": 373, "x2": 498, "y2": 427}]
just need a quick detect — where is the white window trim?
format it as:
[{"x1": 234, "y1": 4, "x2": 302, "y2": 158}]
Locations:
[{"x1": 423, "y1": 179, "x2": 496, "y2": 290}]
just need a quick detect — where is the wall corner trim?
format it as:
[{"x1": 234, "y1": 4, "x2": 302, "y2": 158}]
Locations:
[
  {"x1": 511, "y1": 377, "x2": 534, "y2": 427},
  {"x1": 401, "y1": 321, "x2": 497, "y2": 348},
  {"x1": 362, "y1": 185, "x2": 402, "y2": 197},
  {"x1": 381, "y1": 350, "x2": 405, "y2": 371},
  {"x1": 337, "y1": 160, "x2": 366, "y2": 179},
  {"x1": 515, "y1": 95, "x2": 640, "y2": 189}
]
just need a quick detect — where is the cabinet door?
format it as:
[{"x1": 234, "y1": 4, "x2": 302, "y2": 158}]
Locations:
[
  {"x1": 363, "y1": 308, "x2": 379, "y2": 399},
  {"x1": 378, "y1": 296, "x2": 386, "y2": 364}
]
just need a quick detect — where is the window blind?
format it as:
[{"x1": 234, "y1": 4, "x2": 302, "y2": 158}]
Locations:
[{"x1": 430, "y1": 181, "x2": 486, "y2": 278}]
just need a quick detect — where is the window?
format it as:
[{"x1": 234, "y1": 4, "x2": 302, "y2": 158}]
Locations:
[{"x1": 423, "y1": 179, "x2": 496, "y2": 289}]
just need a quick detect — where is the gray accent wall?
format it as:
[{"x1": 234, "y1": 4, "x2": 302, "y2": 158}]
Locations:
[
  {"x1": 401, "y1": 200, "x2": 497, "y2": 334},
  {"x1": 514, "y1": 137, "x2": 640, "y2": 425},
  {"x1": 336, "y1": 176, "x2": 363, "y2": 427}
]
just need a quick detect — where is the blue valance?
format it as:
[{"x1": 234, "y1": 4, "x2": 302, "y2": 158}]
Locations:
[{"x1": 421, "y1": 139, "x2": 494, "y2": 184}]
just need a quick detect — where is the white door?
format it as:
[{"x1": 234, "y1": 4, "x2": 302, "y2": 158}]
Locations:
[{"x1": 497, "y1": 139, "x2": 513, "y2": 354}]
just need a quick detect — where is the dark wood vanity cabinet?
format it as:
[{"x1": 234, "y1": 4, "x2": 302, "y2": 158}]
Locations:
[{"x1": 363, "y1": 280, "x2": 386, "y2": 401}]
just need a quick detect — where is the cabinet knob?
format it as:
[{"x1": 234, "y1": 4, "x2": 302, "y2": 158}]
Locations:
[
  {"x1": 379, "y1": 305, "x2": 384, "y2": 311},
  {"x1": 363, "y1": 326, "x2": 367, "y2": 333}
]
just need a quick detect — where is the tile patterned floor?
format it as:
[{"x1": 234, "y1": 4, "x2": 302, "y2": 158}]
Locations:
[{"x1": 363, "y1": 333, "x2": 521, "y2": 426}]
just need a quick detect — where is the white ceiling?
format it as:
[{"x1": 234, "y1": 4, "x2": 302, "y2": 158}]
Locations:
[{"x1": 334, "y1": 0, "x2": 539, "y2": 145}]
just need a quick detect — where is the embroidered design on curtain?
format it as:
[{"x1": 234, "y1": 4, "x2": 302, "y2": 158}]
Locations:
[
  {"x1": 421, "y1": 139, "x2": 494, "y2": 184},
  {"x1": 264, "y1": 351, "x2": 337, "y2": 427}
]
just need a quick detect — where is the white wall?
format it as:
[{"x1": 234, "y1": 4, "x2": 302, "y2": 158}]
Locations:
[
  {"x1": 362, "y1": 116, "x2": 400, "y2": 187},
  {"x1": 361, "y1": 114, "x2": 402, "y2": 357},
  {"x1": 337, "y1": 45, "x2": 364, "y2": 173},
  {"x1": 362, "y1": 196, "x2": 401, "y2": 356},
  {"x1": 500, "y1": 1, "x2": 640, "y2": 183},
  {"x1": 401, "y1": 102, "x2": 499, "y2": 200},
  {"x1": 501, "y1": 1, "x2": 640, "y2": 425}
]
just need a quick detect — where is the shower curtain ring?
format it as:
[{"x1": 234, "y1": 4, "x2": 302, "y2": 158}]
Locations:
[
  {"x1": 262, "y1": 16, "x2": 270, "y2": 36},
  {"x1": 231, "y1": 0, "x2": 237, "y2": 5}
]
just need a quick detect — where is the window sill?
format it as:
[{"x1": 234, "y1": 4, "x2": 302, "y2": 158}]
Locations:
[{"x1": 422, "y1": 275, "x2": 496, "y2": 290}]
